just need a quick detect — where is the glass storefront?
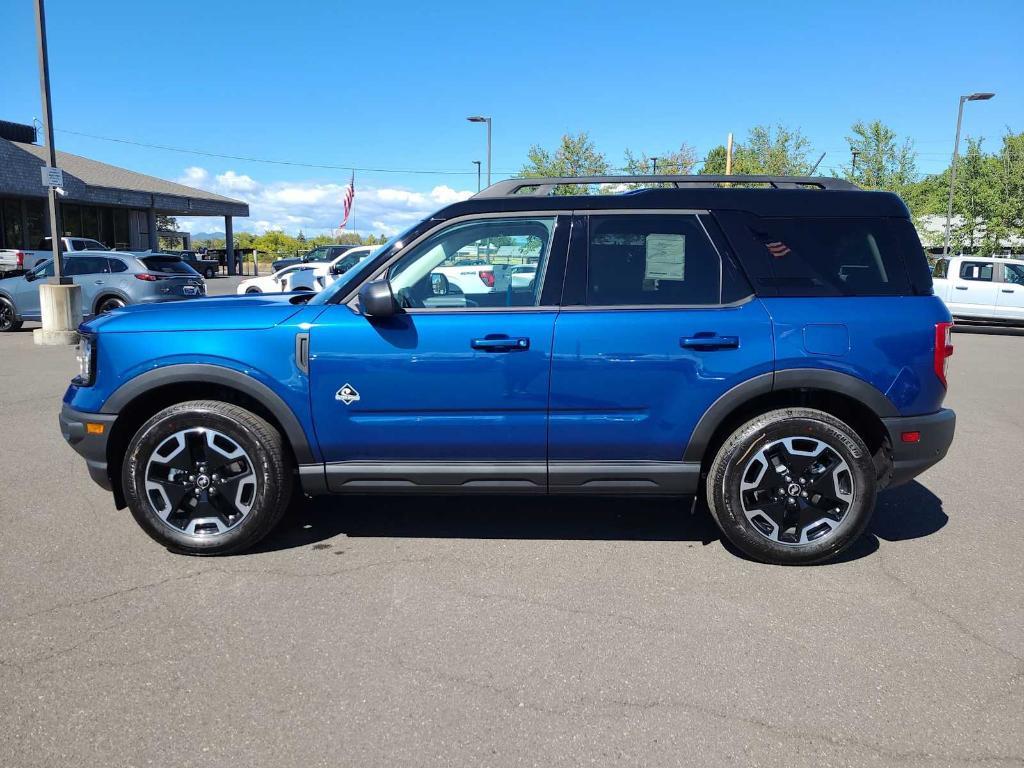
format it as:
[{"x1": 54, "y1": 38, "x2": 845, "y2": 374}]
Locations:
[
  {"x1": 1, "y1": 198, "x2": 134, "y2": 250},
  {"x1": 0, "y1": 197, "x2": 46, "y2": 250}
]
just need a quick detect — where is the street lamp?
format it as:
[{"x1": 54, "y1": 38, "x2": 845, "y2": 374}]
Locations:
[
  {"x1": 467, "y1": 115, "x2": 491, "y2": 187},
  {"x1": 472, "y1": 160, "x2": 481, "y2": 193},
  {"x1": 943, "y1": 92, "x2": 995, "y2": 257}
]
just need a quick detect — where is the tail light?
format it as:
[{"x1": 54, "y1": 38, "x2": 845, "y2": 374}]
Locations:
[
  {"x1": 478, "y1": 270, "x2": 495, "y2": 288},
  {"x1": 934, "y1": 321, "x2": 954, "y2": 388},
  {"x1": 134, "y1": 272, "x2": 160, "y2": 281},
  {"x1": 15, "y1": 251, "x2": 25, "y2": 268}
]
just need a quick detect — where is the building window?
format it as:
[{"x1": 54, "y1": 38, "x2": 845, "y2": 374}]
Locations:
[
  {"x1": 25, "y1": 199, "x2": 44, "y2": 247},
  {"x1": 2, "y1": 199, "x2": 24, "y2": 249}
]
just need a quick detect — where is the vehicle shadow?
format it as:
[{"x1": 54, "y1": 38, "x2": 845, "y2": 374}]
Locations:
[{"x1": 252, "y1": 480, "x2": 947, "y2": 564}]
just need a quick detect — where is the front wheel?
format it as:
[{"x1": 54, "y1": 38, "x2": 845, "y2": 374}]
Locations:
[
  {"x1": 245, "y1": 287, "x2": 262, "y2": 294},
  {"x1": 706, "y1": 408, "x2": 876, "y2": 565},
  {"x1": 205, "y1": 267, "x2": 216, "y2": 279},
  {"x1": 122, "y1": 400, "x2": 293, "y2": 555}
]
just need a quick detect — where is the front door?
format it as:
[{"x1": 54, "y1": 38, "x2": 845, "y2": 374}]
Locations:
[
  {"x1": 548, "y1": 212, "x2": 774, "y2": 493},
  {"x1": 309, "y1": 214, "x2": 569, "y2": 492}
]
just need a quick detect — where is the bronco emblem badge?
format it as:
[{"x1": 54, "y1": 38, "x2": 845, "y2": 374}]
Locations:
[{"x1": 335, "y1": 384, "x2": 360, "y2": 405}]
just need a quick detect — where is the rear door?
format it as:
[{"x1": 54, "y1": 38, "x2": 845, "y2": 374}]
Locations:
[
  {"x1": 996, "y1": 261, "x2": 1024, "y2": 321},
  {"x1": 950, "y1": 260, "x2": 999, "y2": 318},
  {"x1": 547, "y1": 211, "x2": 773, "y2": 493},
  {"x1": 63, "y1": 255, "x2": 111, "y2": 312}
]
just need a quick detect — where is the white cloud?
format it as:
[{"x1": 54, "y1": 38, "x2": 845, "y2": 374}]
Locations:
[
  {"x1": 171, "y1": 166, "x2": 474, "y2": 238},
  {"x1": 214, "y1": 171, "x2": 258, "y2": 192}
]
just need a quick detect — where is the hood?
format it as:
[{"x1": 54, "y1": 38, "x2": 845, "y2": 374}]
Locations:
[{"x1": 83, "y1": 294, "x2": 308, "y2": 334}]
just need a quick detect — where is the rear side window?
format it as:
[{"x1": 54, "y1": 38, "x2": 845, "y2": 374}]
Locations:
[
  {"x1": 64, "y1": 256, "x2": 109, "y2": 276},
  {"x1": 745, "y1": 217, "x2": 912, "y2": 296},
  {"x1": 933, "y1": 259, "x2": 949, "y2": 279},
  {"x1": 1004, "y1": 263, "x2": 1024, "y2": 286},
  {"x1": 960, "y1": 261, "x2": 993, "y2": 281},
  {"x1": 141, "y1": 257, "x2": 198, "y2": 275},
  {"x1": 585, "y1": 214, "x2": 722, "y2": 306}
]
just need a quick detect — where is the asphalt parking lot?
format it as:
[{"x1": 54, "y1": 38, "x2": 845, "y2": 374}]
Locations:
[{"x1": 1, "y1": 301, "x2": 1022, "y2": 767}]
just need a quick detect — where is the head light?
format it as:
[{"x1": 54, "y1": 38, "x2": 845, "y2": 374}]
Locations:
[{"x1": 74, "y1": 335, "x2": 95, "y2": 386}]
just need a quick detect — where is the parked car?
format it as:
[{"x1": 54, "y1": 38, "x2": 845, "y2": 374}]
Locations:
[
  {"x1": 0, "y1": 252, "x2": 205, "y2": 331},
  {"x1": 238, "y1": 247, "x2": 375, "y2": 295},
  {"x1": 0, "y1": 236, "x2": 112, "y2": 272},
  {"x1": 431, "y1": 262, "x2": 497, "y2": 294},
  {"x1": 931, "y1": 255, "x2": 1024, "y2": 324},
  {"x1": 59, "y1": 174, "x2": 955, "y2": 565},
  {"x1": 509, "y1": 264, "x2": 537, "y2": 289},
  {"x1": 162, "y1": 250, "x2": 220, "y2": 279},
  {"x1": 236, "y1": 264, "x2": 320, "y2": 295},
  {"x1": 271, "y1": 244, "x2": 359, "y2": 273}
]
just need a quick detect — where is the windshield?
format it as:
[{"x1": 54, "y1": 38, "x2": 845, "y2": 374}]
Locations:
[{"x1": 311, "y1": 226, "x2": 420, "y2": 306}]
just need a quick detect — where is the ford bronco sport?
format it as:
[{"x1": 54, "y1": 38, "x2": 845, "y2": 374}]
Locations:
[{"x1": 60, "y1": 175, "x2": 955, "y2": 565}]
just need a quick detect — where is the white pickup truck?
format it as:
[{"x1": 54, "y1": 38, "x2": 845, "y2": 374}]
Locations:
[
  {"x1": 932, "y1": 255, "x2": 1024, "y2": 324},
  {"x1": 0, "y1": 236, "x2": 112, "y2": 272}
]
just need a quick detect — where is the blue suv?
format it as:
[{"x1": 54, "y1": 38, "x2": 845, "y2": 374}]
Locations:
[{"x1": 59, "y1": 175, "x2": 956, "y2": 564}]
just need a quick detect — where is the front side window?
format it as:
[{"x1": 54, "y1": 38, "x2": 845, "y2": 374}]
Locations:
[
  {"x1": 585, "y1": 214, "x2": 721, "y2": 306},
  {"x1": 387, "y1": 217, "x2": 555, "y2": 309},
  {"x1": 960, "y1": 261, "x2": 993, "y2": 281},
  {"x1": 933, "y1": 259, "x2": 949, "y2": 279},
  {"x1": 1003, "y1": 263, "x2": 1024, "y2": 286},
  {"x1": 747, "y1": 217, "x2": 911, "y2": 296}
]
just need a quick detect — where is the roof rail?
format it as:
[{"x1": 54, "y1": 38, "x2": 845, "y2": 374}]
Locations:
[{"x1": 473, "y1": 175, "x2": 860, "y2": 198}]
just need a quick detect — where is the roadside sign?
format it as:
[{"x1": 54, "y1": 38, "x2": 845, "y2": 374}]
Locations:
[{"x1": 41, "y1": 166, "x2": 64, "y2": 188}]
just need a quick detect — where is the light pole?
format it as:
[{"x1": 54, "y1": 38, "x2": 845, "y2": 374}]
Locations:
[
  {"x1": 943, "y1": 92, "x2": 995, "y2": 257},
  {"x1": 651, "y1": 157, "x2": 658, "y2": 175},
  {"x1": 34, "y1": 0, "x2": 64, "y2": 284},
  {"x1": 851, "y1": 150, "x2": 861, "y2": 177},
  {"x1": 473, "y1": 160, "x2": 481, "y2": 193},
  {"x1": 467, "y1": 116, "x2": 491, "y2": 187}
]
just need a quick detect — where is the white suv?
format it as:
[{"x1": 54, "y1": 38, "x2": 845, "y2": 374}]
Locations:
[{"x1": 932, "y1": 255, "x2": 1024, "y2": 324}]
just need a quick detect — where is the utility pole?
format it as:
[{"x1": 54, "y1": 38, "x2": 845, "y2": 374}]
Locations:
[
  {"x1": 725, "y1": 133, "x2": 734, "y2": 175},
  {"x1": 651, "y1": 157, "x2": 658, "y2": 175},
  {"x1": 851, "y1": 150, "x2": 861, "y2": 176},
  {"x1": 34, "y1": 0, "x2": 64, "y2": 284},
  {"x1": 467, "y1": 116, "x2": 492, "y2": 187},
  {"x1": 473, "y1": 160, "x2": 481, "y2": 193},
  {"x1": 943, "y1": 92, "x2": 995, "y2": 258}
]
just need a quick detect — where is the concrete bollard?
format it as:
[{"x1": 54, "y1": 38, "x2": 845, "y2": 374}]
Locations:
[{"x1": 33, "y1": 283, "x2": 83, "y2": 346}]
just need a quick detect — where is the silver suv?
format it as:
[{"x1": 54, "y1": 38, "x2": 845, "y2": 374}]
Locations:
[{"x1": 0, "y1": 252, "x2": 205, "y2": 331}]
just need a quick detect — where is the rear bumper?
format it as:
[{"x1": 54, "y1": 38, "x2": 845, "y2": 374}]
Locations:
[
  {"x1": 881, "y1": 409, "x2": 956, "y2": 487},
  {"x1": 59, "y1": 404, "x2": 117, "y2": 491}
]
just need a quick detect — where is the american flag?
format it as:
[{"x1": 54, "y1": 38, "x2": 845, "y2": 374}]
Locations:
[{"x1": 339, "y1": 171, "x2": 355, "y2": 230}]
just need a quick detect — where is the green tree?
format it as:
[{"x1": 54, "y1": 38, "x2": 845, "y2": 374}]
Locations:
[
  {"x1": 733, "y1": 124, "x2": 814, "y2": 175},
  {"x1": 621, "y1": 144, "x2": 698, "y2": 188},
  {"x1": 841, "y1": 120, "x2": 917, "y2": 193},
  {"x1": 699, "y1": 146, "x2": 729, "y2": 175},
  {"x1": 952, "y1": 138, "x2": 1002, "y2": 254},
  {"x1": 519, "y1": 132, "x2": 609, "y2": 194}
]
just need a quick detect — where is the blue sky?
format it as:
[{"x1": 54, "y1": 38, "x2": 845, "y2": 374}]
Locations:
[{"x1": 4, "y1": 0, "x2": 1022, "y2": 236}]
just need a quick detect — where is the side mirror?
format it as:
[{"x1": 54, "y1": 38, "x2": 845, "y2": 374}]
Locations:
[
  {"x1": 359, "y1": 279, "x2": 398, "y2": 318},
  {"x1": 24, "y1": 271, "x2": 36, "y2": 282},
  {"x1": 430, "y1": 272, "x2": 450, "y2": 295},
  {"x1": 330, "y1": 263, "x2": 345, "y2": 276}
]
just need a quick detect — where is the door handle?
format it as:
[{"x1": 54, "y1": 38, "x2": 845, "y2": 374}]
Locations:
[
  {"x1": 955, "y1": 286, "x2": 968, "y2": 290},
  {"x1": 1002, "y1": 289, "x2": 1015, "y2": 294},
  {"x1": 471, "y1": 336, "x2": 530, "y2": 352},
  {"x1": 680, "y1": 334, "x2": 740, "y2": 350},
  {"x1": 94, "y1": 280, "x2": 104, "y2": 285}
]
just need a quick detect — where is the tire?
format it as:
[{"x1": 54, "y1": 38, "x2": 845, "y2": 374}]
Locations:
[
  {"x1": 205, "y1": 267, "x2": 216, "y2": 279},
  {"x1": 96, "y1": 296, "x2": 126, "y2": 314},
  {"x1": 245, "y1": 287, "x2": 262, "y2": 294},
  {"x1": 705, "y1": 407, "x2": 876, "y2": 566},
  {"x1": 122, "y1": 400, "x2": 293, "y2": 555},
  {"x1": 0, "y1": 297, "x2": 22, "y2": 332}
]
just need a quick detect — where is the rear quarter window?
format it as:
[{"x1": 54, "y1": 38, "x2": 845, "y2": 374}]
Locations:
[{"x1": 744, "y1": 217, "x2": 913, "y2": 296}]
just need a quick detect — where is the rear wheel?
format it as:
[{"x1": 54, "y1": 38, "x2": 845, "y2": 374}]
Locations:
[
  {"x1": 0, "y1": 297, "x2": 22, "y2": 332},
  {"x1": 706, "y1": 407, "x2": 876, "y2": 565},
  {"x1": 245, "y1": 287, "x2": 262, "y2": 294},
  {"x1": 122, "y1": 400, "x2": 293, "y2": 555},
  {"x1": 97, "y1": 296, "x2": 126, "y2": 314}
]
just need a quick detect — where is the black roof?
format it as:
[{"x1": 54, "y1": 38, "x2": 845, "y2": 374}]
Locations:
[{"x1": 433, "y1": 176, "x2": 910, "y2": 221}]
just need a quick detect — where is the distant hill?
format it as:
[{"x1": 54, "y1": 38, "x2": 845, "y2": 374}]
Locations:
[{"x1": 189, "y1": 231, "x2": 226, "y2": 241}]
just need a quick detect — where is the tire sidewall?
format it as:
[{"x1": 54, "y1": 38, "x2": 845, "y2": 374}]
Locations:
[
  {"x1": 0, "y1": 297, "x2": 19, "y2": 331},
  {"x1": 709, "y1": 410, "x2": 877, "y2": 565},
  {"x1": 123, "y1": 403, "x2": 285, "y2": 554}
]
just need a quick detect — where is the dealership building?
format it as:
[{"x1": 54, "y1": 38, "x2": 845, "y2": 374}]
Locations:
[{"x1": 0, "y1": 120, "x2": 247, "y2": 267}]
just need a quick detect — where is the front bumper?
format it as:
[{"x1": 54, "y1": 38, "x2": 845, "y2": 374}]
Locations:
[
  {"x1": 881, "y1": 408, "x2": 956, "y2": 487},
  {"x1": 59, "y1": 404, "x2": 117, "y2": 491}
]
